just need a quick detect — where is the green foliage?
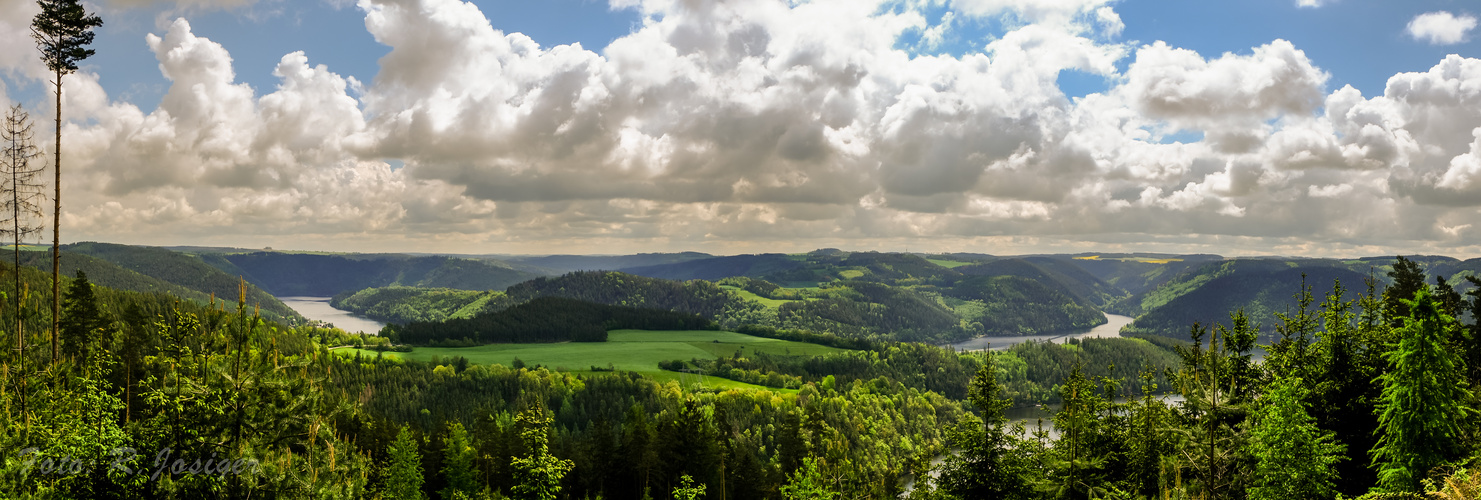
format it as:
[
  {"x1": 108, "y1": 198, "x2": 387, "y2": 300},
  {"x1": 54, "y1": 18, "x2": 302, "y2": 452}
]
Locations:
[
  {"x1": 504, "y1": 271, "x2": 739, "y2": 320},
  {"x1": 212, "y1": 251, "x2": 543, "y2": 296},
  {"x1": 509, "y1": 406, "x2": 573, "y2": 500},
  {"x1": 1124, "y1": 260, "x2": 1369, "y2": 341},
  {"x1": 32, "y1": 0, "x2": 103, "y2": 75},
  {"x1": 1168, "y1": 311, "x2": 1261, "y2": 500},
  {"x1": 1247, "y1": 376, "x2": 1345, "y2": 500},
  {"x1": 387, "y1": 297, "x2": 714, "y2": 345},
  {"x1": 440, "y1": 422, "x2": 479, "y2": 500},
  {"x1": 61, "y1": 242, "x2": 301, "y2": 322},
  {"x1": 1372, "y1": 287, "x2": 1476, "y2": 493},
  {"x1": 1040, "y1": 363, "x2": 1118, "y2": 498},
  {"x1": 1383, "y1": 256, "x2": 1428, "y2": 328},
  {"x1": 780, "y1": 458, "x2": 838, "y2": 500},
  {"x1": 384, "y1": 425, "x2": 426, "y2": 500},
  {"x1": 8, "y1": 249, "x2": 1481, "y2": 500},
  {"x1": 937, "y1": 356, "x2": 1035, "y2": 499},
  {"x1": 58, "y1": 269, "x2": 104, "y2": 360},
  {"x1": 943, "y1": 275, "x2": 1106, "y2": 336},
  {"x1": 331, "y1": 286, "x2": 499, "y2": 324},
  {"x1": 671, "y1": 474, "x2": 706, "y2": 500}
]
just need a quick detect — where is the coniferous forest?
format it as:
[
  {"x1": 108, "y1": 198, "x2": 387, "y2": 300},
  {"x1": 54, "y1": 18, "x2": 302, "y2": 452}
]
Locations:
[
  {"x1": 3, "y1": 252, "x2": 1481, "y2": 500},
  {"x1": 5, "y1": 1, "x2": 1481, "y2": 499}
]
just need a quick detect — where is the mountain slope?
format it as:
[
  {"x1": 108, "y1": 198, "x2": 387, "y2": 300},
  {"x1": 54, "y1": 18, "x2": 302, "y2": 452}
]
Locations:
[
  {"x1": 501, "y1": 252, "x2": 713, "y2": 274},
  {"x1": 210, "y1": 252, "x2": 546, "y2": 296},
  {"x1": 619, "y1": 253, "x2": 804, "y2": 281},
  {"x1": 1123, "y1": 260, "x2": 1369, "y2": 340},
  {"x1": 56, "y1": 243, "x2": 301, "y2": 322}
]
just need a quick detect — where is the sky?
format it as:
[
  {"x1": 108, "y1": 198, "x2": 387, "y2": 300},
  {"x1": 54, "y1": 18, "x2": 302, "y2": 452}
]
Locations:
[{"x1": 1, "y1": 0, "x2": 1481, "y2": 257}]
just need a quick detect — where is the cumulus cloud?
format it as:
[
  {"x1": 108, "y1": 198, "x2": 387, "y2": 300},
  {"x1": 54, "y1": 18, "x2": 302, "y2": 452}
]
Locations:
[
  {"x1": 1407, "y1": 11, "x2": 1477, "y2": 46},
  {"x1": 6, "y1": 0, "x2": 1481, "y2": 255}
]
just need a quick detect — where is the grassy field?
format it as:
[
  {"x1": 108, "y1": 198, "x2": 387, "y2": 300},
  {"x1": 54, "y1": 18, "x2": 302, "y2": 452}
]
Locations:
[
  {"x1": 926, "y1": 258, "x2": 972, "y2": 268},
  {"x1": 340, "y1": 329, "x2": 847, "y2": 391},
  {"x1": 720, "y1": 286, "x2": 797, "y2": 308}
]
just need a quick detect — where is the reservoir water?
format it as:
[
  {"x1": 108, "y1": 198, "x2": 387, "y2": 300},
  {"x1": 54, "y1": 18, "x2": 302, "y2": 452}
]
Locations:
[
  {"x1": 944, "y1": 313, "x2": 1136, "y2": 352},
  {"x1": 278, "y1": 296, "x2": 387, "y2": 335}
]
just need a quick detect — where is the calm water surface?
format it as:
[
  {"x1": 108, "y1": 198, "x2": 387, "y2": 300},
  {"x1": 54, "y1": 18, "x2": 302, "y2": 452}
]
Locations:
[
  {"x1": 945, "y1": 313, "x2": 1136, "y2": 352},
  {"x1": 278, "y1": 296, "x2": 386, "y2": 335}
]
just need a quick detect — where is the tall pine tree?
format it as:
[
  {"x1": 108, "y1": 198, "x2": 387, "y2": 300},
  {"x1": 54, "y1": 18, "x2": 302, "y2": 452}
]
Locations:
[
  {"x1": 384, "y1": 425, "x2": 426, "y2": 500},
  {"x1": 1247, "y1": 376, "x2": 1345, "y2": 500},
  {"x1": 58, "y1": 269, "x2": 104, "y2": 360},
  {"x1": 1371, "y1": 287, "x2": 1476, "y2": 492},
  {"x1": 439, "y1": 422, "x2": 478, "y2": 500},
  {"x1": 937, "y1": 353, "x2": 1034, "y2": 499},
  {"x1": 31, "y1": 0, "x2": 102, "y2": 364}
]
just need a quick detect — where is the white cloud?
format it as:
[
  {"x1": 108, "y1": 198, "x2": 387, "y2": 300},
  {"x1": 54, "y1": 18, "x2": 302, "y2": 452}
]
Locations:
[
  {"x1": 8, "y1": 0, "x2": 1481, "y2": 255},
  {"x1": 1295, "y1": 0, "x2": 1326, "y2": 8},
  {"x1": 1406, "y1": 11, "x2": 1477, "y2": 46}
]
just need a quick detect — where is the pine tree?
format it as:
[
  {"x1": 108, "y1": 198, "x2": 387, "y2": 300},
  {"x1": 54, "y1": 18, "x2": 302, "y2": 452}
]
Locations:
[
  {"x1": 384, "y1": 425, "x2": 426, "y2": 500},
  {"x1": 510, "y1": 405, "x2": 573, "y2": 500},
  {"x1": 1462, "y1": 275, "x2": 1481, "y2": 388},
  {"x1": 439, "y1": 422, "x2": 478, "y2": 500},
  {"x1": 1383, "y1": 255, "x2": 1427, "y2": 328},
  {"x1": 1247, "y1": 376, "x2": 1344, "y2": 500},
  {"x1": 1371, "y1": 287, "x2": 1476, "y2": 492},
  {"x1": 937, "y1": 353, "x2": 1034, "y2": 499},
  {"x1": 59, "y1": 269, "x2": 103, "y2": 360},
  {"x1": 31, "y1": 0, "x2": 102, "y2": 364}
]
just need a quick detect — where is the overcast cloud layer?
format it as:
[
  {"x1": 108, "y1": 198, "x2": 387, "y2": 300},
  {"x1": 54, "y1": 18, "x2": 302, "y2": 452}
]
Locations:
[{"x1": 3, "y1": 0, "x2": 1481, "y2": 256}]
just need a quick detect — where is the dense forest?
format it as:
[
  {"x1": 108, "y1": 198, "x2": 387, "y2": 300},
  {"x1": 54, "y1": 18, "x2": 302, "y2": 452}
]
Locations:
[
  {"x1": 6, "y1": 253, "x2": 1481, "y2": 499},
  {"x1": 202, "y1": 252, "x2": 544, "y2": 296},
  {"x1": 384, "y1": 296, "x2": 716, "y2": 345},
  {"x1": 29, "y1": 243, "x2": 301, "y2": 323},
  {"x1": 331, "y1": 286, "x2": 496, "y2": 324}
]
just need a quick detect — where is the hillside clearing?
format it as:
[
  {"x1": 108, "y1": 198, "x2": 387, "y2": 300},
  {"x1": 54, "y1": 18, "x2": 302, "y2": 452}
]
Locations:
[{"x1": 339, "y1": 329, "x2": 847, "y2": 391}]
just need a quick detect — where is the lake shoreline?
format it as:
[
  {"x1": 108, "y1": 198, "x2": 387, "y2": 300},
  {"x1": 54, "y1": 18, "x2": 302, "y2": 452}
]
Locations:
[
  {"x1": 277, "y1": 296, "x2": 388, "y2": 335},
  {"x1": 942, "y1": 313, "x2": 1137, "y2": 352}
]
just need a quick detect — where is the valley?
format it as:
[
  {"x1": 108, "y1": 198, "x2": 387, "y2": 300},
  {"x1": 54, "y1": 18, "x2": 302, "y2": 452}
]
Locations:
[
  {"x1": 278, "y1": 296, "x2": 386, "y2": 335},
  {"x1": 5, "y1": 242, "x2": 1478, "y2": 499}
]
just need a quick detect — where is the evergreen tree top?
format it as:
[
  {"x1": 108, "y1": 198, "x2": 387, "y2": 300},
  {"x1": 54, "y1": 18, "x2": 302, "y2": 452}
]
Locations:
[{"x1": 31, "y1": 0, "x2": 103, "y2": 75}]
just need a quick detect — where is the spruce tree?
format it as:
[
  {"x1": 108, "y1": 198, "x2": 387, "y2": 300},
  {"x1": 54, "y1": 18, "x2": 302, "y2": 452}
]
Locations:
[
  {"x1": 439, "y1": 422, "x2": 478, "y2": 500},
  {"x1": 937, "y1": 354, "x2": 1034, "y2": 499},
  {"x1": 58, "y1": 269, "x2": 103, "y2": 360},
  {"x1": 1247, "y1": 376, "x2": 1344, "y2": 500},
  {"x1": 1383, "y1": 255, "x2": 1427, "y2": 328},
  {"x1": 1371, "y1": 287, "x2": 1476, "y2": 492},
  {"x1": 384, "y1": 425, "x2": 426, "y2": 500},
  {"x1": 31, "y1": 0, "x2": 102, "y2": 364}
]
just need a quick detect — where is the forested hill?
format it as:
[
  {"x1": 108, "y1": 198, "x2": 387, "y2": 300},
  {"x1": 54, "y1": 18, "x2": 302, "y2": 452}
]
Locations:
[
  {"x1": 44, "y1": 243, "x2": 301, "y2": 322},
  {"x1": 499, "y1": 252, "x2": 713, "y2": 274},
  {"x1": 1118, "y1": 256, "x2": 1479, "y2": 340},
  {"x1": 619, "y1": 253, "x2": 805, "y2": 281},
  {"x1": 502, "y1": 271, "x2": 740, "y2": 319},
  {"x1": 385, "y1": 296, "x2": 715, "y2": 345},
  {"x1": 204, "y1": 252, "x2": 547, "y2": 296},
  {"x1": 330, "y1": 286, "x2": 497, "y2": 324}
]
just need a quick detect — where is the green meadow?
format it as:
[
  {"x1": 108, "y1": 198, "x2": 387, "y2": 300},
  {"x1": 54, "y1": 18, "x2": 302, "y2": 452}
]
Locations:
[{"x1": 342, "y1": 329, "x2": 846, "y2": 391}]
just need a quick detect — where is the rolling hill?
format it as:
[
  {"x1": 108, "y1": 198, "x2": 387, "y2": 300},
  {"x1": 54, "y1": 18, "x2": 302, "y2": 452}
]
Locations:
[
  {"x1": 205, "y1": 252, "x2": 546, "y2": 296},
  {"x1": 49, "y1": 243, "x2": 302, "y2": 322}
]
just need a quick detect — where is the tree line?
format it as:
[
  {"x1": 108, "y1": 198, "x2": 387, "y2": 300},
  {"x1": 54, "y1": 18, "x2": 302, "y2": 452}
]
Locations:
[{"x1": 384, "y1": 296, "x2": 716, "y2": 345}]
